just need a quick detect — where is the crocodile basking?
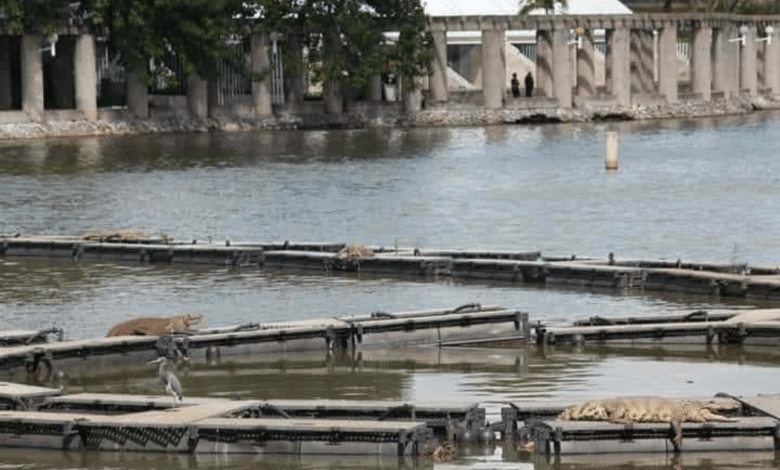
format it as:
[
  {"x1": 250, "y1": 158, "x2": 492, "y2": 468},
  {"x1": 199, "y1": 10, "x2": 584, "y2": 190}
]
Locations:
[
  {"x1": 556, "y1": 397, "x2": 739, "y2": 450},
  {"x1": 106, "y1": 313, "x2": 204, "y2": 337}
]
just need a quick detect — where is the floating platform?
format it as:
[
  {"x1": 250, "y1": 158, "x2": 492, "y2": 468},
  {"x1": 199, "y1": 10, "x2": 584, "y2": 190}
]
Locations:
[
  {"x1": 509, "y1": 394, "x2": 780, "y2": 455},
  {"x1": 0, "y1": 389, "x2": 431, "y2": 455},
  {"x1": 0, "y1": 304, "x2": 529, "y2": 383},
  {"x1": 5, "y1": 235, "x2": 780, "y2": 300},
  {"x1": 535, "y1": 309, "x2": 780, "y2": 347}
]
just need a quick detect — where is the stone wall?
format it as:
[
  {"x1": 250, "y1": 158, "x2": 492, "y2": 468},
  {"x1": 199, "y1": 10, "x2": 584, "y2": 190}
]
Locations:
[{"x1": 1, "y1": 96, "x2": 779, "y2": 140}]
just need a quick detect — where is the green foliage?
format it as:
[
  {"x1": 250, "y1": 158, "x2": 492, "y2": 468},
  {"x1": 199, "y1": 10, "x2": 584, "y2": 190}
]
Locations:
[
  {"x1": 248, "y1": 0, "x2": 432, "y2": 92},
  {"x1": 0, "y1": 0, "x2": 66, "y2": 34}
]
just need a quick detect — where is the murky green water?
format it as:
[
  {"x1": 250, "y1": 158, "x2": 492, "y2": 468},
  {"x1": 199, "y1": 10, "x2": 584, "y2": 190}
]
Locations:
[{"x1": 2, "y1": 113, "x2": 780, "y2": 469}]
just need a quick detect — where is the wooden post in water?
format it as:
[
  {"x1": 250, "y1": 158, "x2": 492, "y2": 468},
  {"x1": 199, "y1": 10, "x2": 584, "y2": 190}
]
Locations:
[{"x1": 606, "y1": 132, "x2": 619, "y2": 170}]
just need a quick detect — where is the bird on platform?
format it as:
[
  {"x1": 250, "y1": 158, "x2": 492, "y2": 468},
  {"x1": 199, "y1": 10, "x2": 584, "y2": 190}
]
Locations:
[{"x1": 148, "y1": 356, "x2": 183, "y2": 405}]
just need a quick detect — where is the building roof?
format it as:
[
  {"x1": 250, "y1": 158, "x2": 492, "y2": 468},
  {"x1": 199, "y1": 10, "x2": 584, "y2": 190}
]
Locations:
[{"x1": 424, "y1": 0, "x2": 632, "y2": 16}]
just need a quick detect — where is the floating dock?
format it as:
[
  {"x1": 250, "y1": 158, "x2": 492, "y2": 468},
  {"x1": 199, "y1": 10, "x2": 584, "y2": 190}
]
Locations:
[
  {"x1": 4, "y1": 235, "x2": 780, "y2": 300},
  {"x1": 508, "y1": 394, "x2": 780, "y2": 455},
  {"x1": 535, "y1": 309, "x2": 780, "y2": 347},
  {"x1": 0, "y1": 304, "x2": 529, "y2": 384}
]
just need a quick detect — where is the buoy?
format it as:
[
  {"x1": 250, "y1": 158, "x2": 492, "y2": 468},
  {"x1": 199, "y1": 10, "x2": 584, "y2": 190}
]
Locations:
[{"x1": 606, "y1": 131, "x2": 619, "y2": 170}]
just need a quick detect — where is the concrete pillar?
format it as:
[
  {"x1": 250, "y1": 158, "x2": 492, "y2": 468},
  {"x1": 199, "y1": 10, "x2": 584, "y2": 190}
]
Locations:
[
  {"x1": 576, "y1": 28, "x2": 595, "y2": 97},
  {"x1": 713, "y1": 26, "x2": 739, "y2": 99},
  {"x1": 285, "y1": 29, "x2": 305, "y2": 105},
  {"x1": 250, "y1": 33, "x2": 273, "y2": 115},
  {"x1": 74, "y1": 33, "x2": 98, "y2": 120},
  {"x1": 631, "y1": 29, "x2": 655, "y2": 96},
  {"x1": 536, "y1": 29, "x2": 553, "y2": 98},
  {"x1": 606, "y1": 27, "x2": 631, "y2": 106},
  {"x1": 403, "y1": 83, "x2": 423, "y2": 113},
  {"x1": 658, "y1": 25, "x2": 677, "y2": 103},
  {"x1": 763, "y1": 27, "x2": 780, "y2": 95},
  {"x1": 21, "y1": 35, "x2": 44, "y2": 121},
  {"x1": 187, "y1": 75, "x2": 209, "y2": 118},
  {"x1": 552, "y1": 26, "x2": 572, "y2": 108},
  {"x1": 741, "y1": 25, "x2": 757, "y2": 96},
  {"x1": 691, "y1": 26, "x2": 712, "y2": 101},
  {"x1": 430, "y1": 27, "x2": 448, "y2": 103},
  {"x1": 367, "y1": 75, "x2": 382, "y2": 102},
  {"x1": 482, "y1": 27, "x2": 505, "y2": 109},
  {"x1": 0, "y1": 37, "x2": 12, "y2": 109},
  {"x1": 126, "y1": 74, "x2": 148, "y2": 118}
]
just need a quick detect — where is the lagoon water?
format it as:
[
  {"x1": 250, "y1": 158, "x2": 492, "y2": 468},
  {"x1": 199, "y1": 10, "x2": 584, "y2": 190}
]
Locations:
[{"x1": 2, "y1": 113, "x2": 780, "y2": 469}]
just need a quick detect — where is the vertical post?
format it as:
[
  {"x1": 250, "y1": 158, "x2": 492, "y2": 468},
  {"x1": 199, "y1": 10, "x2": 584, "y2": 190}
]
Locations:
[
  {"x1": 482, "y1": 26, "x2": 505, "y2": 109},
  {"x1": 127, "y1": 74, "x2": 149, "y2": 118},
  {"x1": 368, "y1": 75, "x2": 382, "y2": 102},
  {"x1": 187, "y1": 75, "x2": 209, "y2": 118},
  {"x1": 430, "y1": 26, "x2": 449, "y2": 104},
  {"x1": 691, "y1": 26, "x2": 712, "y2": 101},
  {"x1": 741, "y1": 25, "x2": 757, "y2": 96},
  {"x1": 631, "y1": 29, "x2": 655, "y2": 96},
  {"x1": 713, "y1": 27, "x2": 738, "y2": 99},
  {"x1": 536, "y1": 29, "x2": 553, "y2": 98},
  {"x1": 21, "y1": 34, "x2": 44, "y2": 122},
  {"x1": 658, "y1": 24, "x2": 677, "y2": 103},
  {"x1": 552, "y1": 25, "x2": 572, "y2": 108},
  {"x1": 251, "y1": 33, "x2": 273, "y2": 115},
  {"x1": 607, "y1": 27, "x2": 631, "y2": 106},
  {"x1": 74, "y1": 33, "x2": 98, "y2": 120},
  {"x1": 764, "y1": 26, "x2": 780, "y2": 95},
  {"x1": 576, "y1": 28, "x2": 595, "y2": 98},
  {"x1": 0, "y1": 36, "x2": 12, "y2": 109},
  {"x1": 606, "y1": 131, "x2": 619, "y2": 170}
]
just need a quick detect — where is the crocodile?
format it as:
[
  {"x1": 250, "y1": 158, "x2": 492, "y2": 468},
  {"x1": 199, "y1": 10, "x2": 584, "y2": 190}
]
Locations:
[
  {"x1": 556, "y1": 397, "x2": 739, "y2": 450},
  {"x1": 106, "y1": 313, "x2": 204, "y2": 337}
]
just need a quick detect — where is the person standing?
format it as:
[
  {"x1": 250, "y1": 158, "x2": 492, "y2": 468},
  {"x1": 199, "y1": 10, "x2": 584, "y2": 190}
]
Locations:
[
  {"x1": 511, "y1": 73, "x2": 521, "y2": 98},
  {"x1": 524, "y1": 72, "x2": 534, "y2": 97}
]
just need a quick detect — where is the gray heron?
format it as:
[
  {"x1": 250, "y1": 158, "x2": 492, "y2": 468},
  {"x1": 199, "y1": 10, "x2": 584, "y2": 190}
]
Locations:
[{"x1": 148, "y1": 356, "x2": 183, "y2": 404}]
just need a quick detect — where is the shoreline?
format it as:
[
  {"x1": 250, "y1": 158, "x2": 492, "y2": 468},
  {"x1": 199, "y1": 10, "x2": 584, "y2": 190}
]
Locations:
[{"x1": 1, "y1": 95, "x2": 779, "y2": 141}]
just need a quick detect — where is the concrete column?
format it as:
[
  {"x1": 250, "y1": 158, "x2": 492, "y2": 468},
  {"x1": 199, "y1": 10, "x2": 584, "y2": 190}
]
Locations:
[
  {"x1": 0, "y1": 37, "x2": 12, "y2": 109},
  {"x1": 482, "y1": 27, "x2": 505, "y2": 109},
  {"x1": 126, "y1": 74, "x2": 148, "y2": 118},
  {"x1": 713, "y1": 26, "x2": 739, "y2": 99},
  {"x1": 74, "y1": 33, "x2": 98, "y2": 119},
  {"x1": 403, "y1": 83, "x2": 423, "y2": 113},
  {"x1": 536, "y1": 29, "x2": 553, "y2": 98},
  {"x1": 552, "y1": 26, "x2": 572, "y2": 108},
  {"x1": 576, "y1": 28, "x2": 595, "y2": 97},
  {"x1": 691, "y1": 26, "x2": 712, "y2": 101},
  {"x1": 21, "y1": 35, "x2": 44, "y2": 121},
  {"x1": 187, "y1": 75, "x2": 209, "y2": 118},
  {"x1": 741, "y1": 25, "x2": 757, "y2": 96},
  {"x1": 430, "y1": 27, "x2": 448, "y2": 103},
  {"x1": 606, "y1": 27, "x2": 631, "y2": 106},
  {"x1": 763, "y1": 27, "x2": 780, "y2": 95},
  {"x1": 368, "y1": 75, "x2": 382, "y2": 101},
  {"x1": 658, "y1": 25, "x2": 677, "y2": 102},
  {"x1": 631, "y1": 29, "x2": 655, "y2": 96},
  {"x1": 250, "y1": 33, "x2": 273, "y2": 115}
]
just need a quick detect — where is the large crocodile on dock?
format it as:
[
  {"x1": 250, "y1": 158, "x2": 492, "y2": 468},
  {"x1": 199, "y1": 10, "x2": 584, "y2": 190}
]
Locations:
[
  {"x1": 556, "y1": 396, "x2": 740, "y2": 449},
  {"x1": 106, "y1": 313, "x2": 204, "y2": 337}
]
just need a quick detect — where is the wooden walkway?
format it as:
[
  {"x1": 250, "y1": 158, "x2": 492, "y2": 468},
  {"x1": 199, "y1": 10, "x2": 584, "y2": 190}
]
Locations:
[{"x1": 5, "y1": 235, "x2": 780, "y2": 300}]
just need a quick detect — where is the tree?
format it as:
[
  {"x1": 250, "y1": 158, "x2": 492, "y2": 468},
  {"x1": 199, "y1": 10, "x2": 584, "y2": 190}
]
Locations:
[{"x1": 247, "y1": 0, "x2": 432, "y2": 98}]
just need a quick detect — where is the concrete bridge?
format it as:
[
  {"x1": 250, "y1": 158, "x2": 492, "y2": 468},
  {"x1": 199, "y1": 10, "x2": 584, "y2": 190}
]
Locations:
[{"x1": 0, "y1": 13, "x2": 779, "y2": 124}]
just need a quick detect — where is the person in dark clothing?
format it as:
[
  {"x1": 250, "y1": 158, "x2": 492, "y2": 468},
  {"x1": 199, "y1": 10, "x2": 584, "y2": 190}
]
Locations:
[
  {"x1": 524, "y1": 72, "x2": 534, "y2": 97},
  {"x1": 511, "y1": 73, "x2": 521, "y2": 98}
]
